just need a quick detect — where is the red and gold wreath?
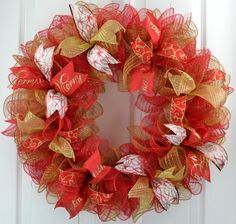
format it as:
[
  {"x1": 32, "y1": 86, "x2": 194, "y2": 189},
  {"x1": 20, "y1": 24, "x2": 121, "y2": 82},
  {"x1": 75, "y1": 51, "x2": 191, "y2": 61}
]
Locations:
[{"x1": 3, "y1": 2, "x2": 232, "y2": 222}]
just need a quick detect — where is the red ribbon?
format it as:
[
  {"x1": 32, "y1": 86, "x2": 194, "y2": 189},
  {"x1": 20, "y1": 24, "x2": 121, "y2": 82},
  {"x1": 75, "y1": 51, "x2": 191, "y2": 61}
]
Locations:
[
  {"x1": 129, "y1": 65, "x2": 154, "y2": 95},
  {"x1": 10, "y1": 66, "x2": 50, "y2": 89},
  {"x1": 59, "y1": 170, "x2": 86, "y2": 187},
  {"x1": 50, "y1": 62, "x2": 87, "y2": 96},
  {"x1": 83, "y1": 148, "x2": 111, "y2": 184},
  {"x1": 11, "y1": 62, "x2": 88, "y2": 97},
  {"x1": 55, "y1": 190, "x2": 86, "y2": 218},
  {"x1": 187, "y1": 151, "x2": 210, "y2": 182},
  {"x1": 145, "y1": 12, "x2": 161, "y2": 48}
]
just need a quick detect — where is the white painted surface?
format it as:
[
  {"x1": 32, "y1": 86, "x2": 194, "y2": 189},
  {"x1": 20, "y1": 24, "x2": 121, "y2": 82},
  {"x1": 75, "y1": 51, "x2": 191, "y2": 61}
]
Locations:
[
  {"x1": 0, "y1": 0, "x2": 235, "y2": 224},
  {"x1": 204, "y1": 1, "x2": 236, "y2": 224}
]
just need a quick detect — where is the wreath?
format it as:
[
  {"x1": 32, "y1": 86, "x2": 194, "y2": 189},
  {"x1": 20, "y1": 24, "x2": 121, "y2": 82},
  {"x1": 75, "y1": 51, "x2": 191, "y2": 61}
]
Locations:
[{"x1": 3, "y1": 2, "x2": 232, "y2": 222}]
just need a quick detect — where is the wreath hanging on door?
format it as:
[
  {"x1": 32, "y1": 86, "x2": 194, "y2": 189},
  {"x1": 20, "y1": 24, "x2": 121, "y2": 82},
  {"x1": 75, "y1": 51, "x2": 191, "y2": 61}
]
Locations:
[{"x1": 3, "y1": 1, "x2": 232, "y2": 222}]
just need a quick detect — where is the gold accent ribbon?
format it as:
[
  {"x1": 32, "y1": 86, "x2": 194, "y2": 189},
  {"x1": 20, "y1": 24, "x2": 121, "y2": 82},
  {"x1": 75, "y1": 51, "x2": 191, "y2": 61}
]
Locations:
[
  {"x1": 123, "y1": 52, "x2": 143, "y2": 86},
  {"x1": 38, "y1": 155, "x2": 65, "y2": 192},
  {"x1": 156, "y1": 167, "x2": 185, "y2": 182},
  {"x1": 128, "y1": 177, "x2": 154, "y2": 222},
  {"x1": 56, "y1": 20, "x2": 124, "y2": 58},
  {"x1": 16, "y1": 111, "x2": 45, "y2": 134},
  {"x1": 168, "y1": 70, "x2": 227, "y2": 108},
  {"x1": 49, "y1": 136, "x2": 75, "y2": 160},
  {"x1": 159, "y1": 147, "x2": 186, "y2": 172},
  {"x1": 168, "y1": 71, "x2": 196, "y2": 96},
  {"x1": 90, "y1": 20, "x2": 124, "y2": 45},
  {"x1": 128, "y1": 125, "x2": 151, "y2": 152},
  {"x1": 56, "y1": 36, "x2": 92, "y2": 58},
  {"x1": 190, "y1": 84, "x2": 227, "y2": 108}
]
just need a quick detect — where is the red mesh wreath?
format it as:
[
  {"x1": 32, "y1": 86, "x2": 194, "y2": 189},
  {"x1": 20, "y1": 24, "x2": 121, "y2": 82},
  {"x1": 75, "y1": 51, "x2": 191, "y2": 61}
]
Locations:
[{"x1": 2, "y1": 2, "x2": 232, "y2": 222}]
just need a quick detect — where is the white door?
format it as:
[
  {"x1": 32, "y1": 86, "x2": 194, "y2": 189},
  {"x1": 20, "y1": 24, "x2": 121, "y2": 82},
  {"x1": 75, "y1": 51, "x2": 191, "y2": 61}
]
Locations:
[{"x1": 0, "y1": 0, "x2": 235, "y2": 224}]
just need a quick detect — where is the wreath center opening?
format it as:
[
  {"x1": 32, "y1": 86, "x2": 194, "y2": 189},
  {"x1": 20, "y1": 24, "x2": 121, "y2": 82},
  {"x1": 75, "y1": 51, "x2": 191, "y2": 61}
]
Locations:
[{"x1": 96, "y1": 82, "x2": 133, "y2": 147}]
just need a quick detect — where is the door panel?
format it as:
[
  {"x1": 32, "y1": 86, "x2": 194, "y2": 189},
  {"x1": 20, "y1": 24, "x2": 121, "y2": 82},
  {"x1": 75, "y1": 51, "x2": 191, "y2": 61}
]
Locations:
[
  {"x1": 0, "y1": 1, "x2": 21, "y2": 224},
  {"x1": 204, "y1": 1, "x2": 236, "y2": 224}
]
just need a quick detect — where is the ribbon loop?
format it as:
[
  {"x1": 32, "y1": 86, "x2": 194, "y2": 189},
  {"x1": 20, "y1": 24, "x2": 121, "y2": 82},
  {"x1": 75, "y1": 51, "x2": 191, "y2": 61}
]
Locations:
[
  {"x1": 146, "y1": 12, "x2": 161, "y2": 47},
  {"x1": 34, "y1": 44, "x2": 55, "y2": 81},
  {"x1": 90, "y1": 20, "x2": 125, "y2": 45},
  {"x1": 50, "y1": 62, "x2": 87, "y2": 96},
  {"x1": 164, "y1": 124, "x2": 187, "y2": 145},
  {"x1": 151, "y1": 178, "x2": 179, "y2": 210},
  {"x1": 115, "y1": 154, "x2": 147, "y2": 176},
  {"x1": 69, "y1": 4, "x2": 98, "y2": 42},
  {"x1": 83, "y1": 147, "x2": 111, "y2": 183},
  {"x1": 46, "y1": 89, "x2": 68, "y2": 118},
  {"x1": 131, "y1": 36, "x2": 153, "y2": 63},
  {"x1": 196, "y1": 142, "x2": 227, "y2": 170},
  {"x1": 87, "y1": 45, "x2": 119, "y2": 75},
  {"x1": 56, "y1": 36, "x2": 92, "y2": 58},
  {"x1": 10, "y1": 66, "x2": 50, "y2": 90},
  {"x1": 49, "y1": 136, "x2": 75, "y2": 160},
  {"x1": 168, "y1": 70, "x2": 196, "y2": 96}
]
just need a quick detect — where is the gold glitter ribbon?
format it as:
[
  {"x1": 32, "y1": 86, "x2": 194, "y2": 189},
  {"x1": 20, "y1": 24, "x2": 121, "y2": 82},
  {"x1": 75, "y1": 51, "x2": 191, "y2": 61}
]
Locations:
[
  {"x1": 49, "y1": 136, "x2": 75, "y2": 160},
  {"x1": 56, "y1": 20, "x2": 124, "y2": 58},
  {"x1": 190, "y1": 84, "x2": 227, "y2": 108},
  {"x1": 38, "y1": 155, "x2": 65, "y2": 192},
  {"x1": 168, "y1": 69, "x2": 227, "y2": 108},
  {"x1": 168, "y1": 71, "x2": 196, "y2": 96},
  {"x1": 16, "y1": 111, "x2": 45, "y2": 134},
  {"x1": 128, "y1": 177, "x2": 154, "y2": 222}
]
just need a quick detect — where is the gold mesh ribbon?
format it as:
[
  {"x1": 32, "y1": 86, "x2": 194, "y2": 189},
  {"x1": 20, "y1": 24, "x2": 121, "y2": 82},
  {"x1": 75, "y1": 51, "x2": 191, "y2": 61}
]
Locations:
[
  {"x1": 82, "y1": 102, "x2": 103, "y2": 120},
  {"x1": 78, "y1": 125, "x2": 99, "y2": 140},
  {"x1": 23, "y1": 149, "x2": 51, "y2": 165},
  {"x1": 56, "y1": 20, "x2": 124, "y2": 58},
  {"x1": 38, "y1": 155, "x2": 65, "y2": 192},
  {"x1": 167, "y1": 69, "x2": 227, "y2": 108},
  {"x1": 204, "y1": 107, "x2": 230, "y2": 126},
  {"x1": 159, "y1": 147, "x2": 186, "y2": 172},
  {"x1": 128, "y1": 125, "x2": 151, "y2": 152},
  {"x1": 90, "y1": 20, "x2": 124, "y2": 45},
  {"x1": 128, "y1": 177, "x2": 154, "y2": 222},
  {"x1": 168, "y1": 71, "x2": 196, "y2": 96},
  {"x1": 123, "y1": 52, "x2": 142, "y2": 86},
  {"x1": 190, "y1": 84, "x2": 227, "y2": 108},
  {"x1": 16, "y1": 111, "x2": 45, "y2": 134},
  {"x1": 156, "y1": 167, "x2": 185, "y2": 182},
  {"x1": 49, "y1": 137, "x2": 75, "y2": 160},
  {"x1": 56, "y1": 37, "x2": 92, "y2": 58}
]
